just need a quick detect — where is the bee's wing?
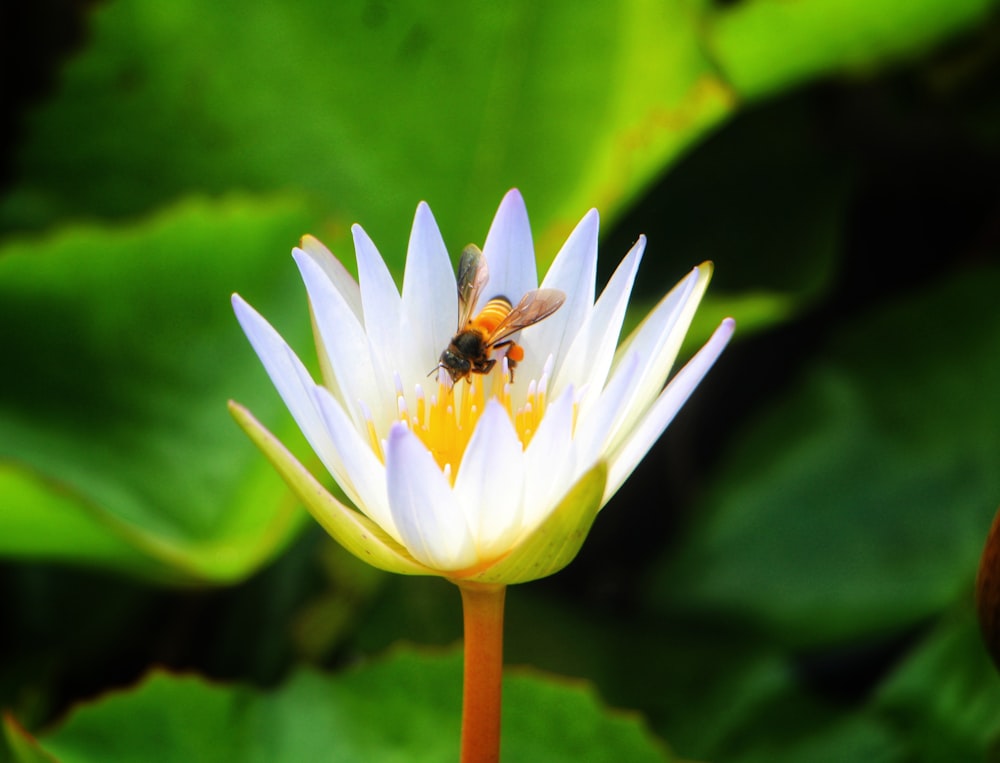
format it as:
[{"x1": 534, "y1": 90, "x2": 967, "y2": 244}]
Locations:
[
  {"x1": 457, "y1": 244, "x2": 489, "y2": 328},
  {"x1": 488, "y1": 289, "x2": 566, "y2": 344}
]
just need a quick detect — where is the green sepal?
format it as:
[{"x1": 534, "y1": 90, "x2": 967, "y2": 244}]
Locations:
[
  {"x1": 468, "y1": 461, "x2": 608, "y2": 585},
  {"x1": 228, "y1": 402, "x2": 433, "y2": 577}
]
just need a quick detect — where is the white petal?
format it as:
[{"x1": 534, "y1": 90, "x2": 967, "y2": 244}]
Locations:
[
  {"x1": 352, "y1": 224, "x2": 405, "y2": 381},
  {"x1": 311, "y1": 385, "x2": 400, "y2": 544},
  {"x1": 453, "y1": 399, "x2": 525, "y2": 556},
  {"x1": 401, "y1": 202, "x2": 458, "y2": 387},
  {"x1": 517, "y1": 208, "x2": 599, "y2": 385},
  {"x1": 605, "y1": 318, "x2": 735, "y2": 501},
  {"x1": 385, "y1": 424, "x2": 476, "y2": 570},
  {"x1": 552, "y1": 236, "x2": 645, "y2": 408},
  {"x1": 293, "y1": 250, "x2": 387, "y2": 430},
  {"x1": 521, "y1": 385, "x2": 577, "y2": 531},
  {"x1": 295, "y1": 235, "x2": 363, "y2": 322},
  {"x1": 232, "y1": 294, "x2": 341, "y2": 485},
  {"x1": 572, "y1": 352, "x2": 641, "y2": 466},
  {"x1": 480, "y1": 189, "x2": 538, "y2": 309},
  {"x1": 604, "y1": 264, "x2": 711, "y2": 454}
]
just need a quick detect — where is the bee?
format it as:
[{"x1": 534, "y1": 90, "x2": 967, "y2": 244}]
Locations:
[{"x1": 435, "y1": 244, "x2": 565, "y2": 383}]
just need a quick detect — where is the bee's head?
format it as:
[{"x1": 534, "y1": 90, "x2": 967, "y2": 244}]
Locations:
[{"x1": 433, "y1": 350, "x2": 470, "y2": 383}]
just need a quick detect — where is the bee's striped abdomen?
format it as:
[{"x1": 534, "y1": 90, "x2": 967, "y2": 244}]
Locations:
[{"x1": 469, "y1": 296, "x2": 513, "y2": 335}]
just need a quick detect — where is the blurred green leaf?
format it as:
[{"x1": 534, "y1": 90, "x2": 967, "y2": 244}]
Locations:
[
  {"x1": 6, "y1": 0, "x2": 990, "y2": 268},
  {"x1": 356, "y1": 580, "x2": 905, "y2": 762},
  {"x1": 3, "y1": 715, "x2": 57, "y2": 763},
  {"x1": 611, "y1": 92, "x2": 856, "y2": 357},
  {"x1": 504, "y1": 594, "x2": 809, "y2": 760},
  {"x1": 719, "y1": 715, "x2": 902, "y2": 763},
  {"x1": 649, "y1": 266, "x2": 1000, "y2": 646},
  {"x1": 707, "y1": 0, "x2": 998, "y2": 99},
  {"x1": 631, "y1": 93, "x2": 852, "y2": 296},
  {"x1": 0, "y1": 196, "x2": 319, "y2": 583},
  {"x1": 0, "y1": 1, "x2": 734, "y2": 265},
  {"x1": 873, "y1": 609, "x2": 1000, "y2": 761},
  {"x1": 12, "y1": 649, "x2": 673, "y2": 763}
]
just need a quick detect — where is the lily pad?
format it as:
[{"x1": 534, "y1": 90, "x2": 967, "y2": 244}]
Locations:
[
  {"x1": 0, "y1": 0, "x2": 733, "y2": 263},
  {"x1": 0, "y1": 196, "x2": 318, "y2": 583},
  {"x1": 873, "y1": 609, "x2": 1000, "y2": 761},
  {"x1": 707, "y1": 0, "x2": 998, "y2": 99},
  {"x1": 650, "y1": 266, "x2": 1000, "y2": 646},
  {"x1": 8, "y1": 649, "x2": 674, "y2": 763}
]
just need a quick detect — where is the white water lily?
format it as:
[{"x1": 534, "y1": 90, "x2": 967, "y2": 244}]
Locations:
[{"x1": 231, "y1": 190, "x2": 734, "y2": 583}]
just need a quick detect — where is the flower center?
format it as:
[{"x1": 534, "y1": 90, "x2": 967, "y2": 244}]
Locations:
[{"x1": 366, "y1": 357, "x2": 552, "y2": 483}]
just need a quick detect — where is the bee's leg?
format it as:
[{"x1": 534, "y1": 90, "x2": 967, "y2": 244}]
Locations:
[
  {"x1": 476, "y1": 358, "x2": 496, "y2": 376},
  {"x1": 493, "y1": 340, "x2": 523, "y2": 382}
]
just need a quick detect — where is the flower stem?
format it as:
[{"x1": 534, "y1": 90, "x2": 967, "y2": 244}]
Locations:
[{"x1": 458, "y1": 582, "x2": 507, "y2": 763}]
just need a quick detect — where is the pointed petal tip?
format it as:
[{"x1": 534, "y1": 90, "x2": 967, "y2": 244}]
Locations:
[
  {"x1": 502, "y1": 187, "x2": 524, "y2": 203},
  {"x1": 494, "y1": 188, "x2": 529, "y2": 220},
  {"x1": 231, "y1": 293, "x2": 258, "y2": 323},
  {"x1": 228, "y1": 399, "x2": 266, "y2": 436},
  {"x1": 567, "y1": 208, "x2": 600, "y2": 240},
  {"x1": 702, "y1": 317, "x2": 737, "y2": 359},
  {"x1": 630, "y1": 235, "x2": 647, "y2": 259},
  {"x1": 290, "y1": 247, "x2": 320, "y2": 283},
  {"x1": 680, "y1": 262, "x2": 714, "y2": 294},
  {"x1": 227, "y1": 400, "x2": 259, "y2": 430},
  {"x1": 413, "y1": 201, "x2": 434, "y2": 228},
  {"x1": 411, "y1": 199, "x2": 443, "y2": 237},
  {"x1": 297, "y1": 234, "x2": 336, "y2": 261},
  {"x1": 482, "y1": 396, "x2": 507, "y2": 415},
  {"x1": 351, "y1": 223, "x2": 380, "y2": 252}
]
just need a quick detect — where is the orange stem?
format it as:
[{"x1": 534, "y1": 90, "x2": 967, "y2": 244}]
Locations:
[{"x1": 458, "y1": 582, "x2": 506, "y2": 763}]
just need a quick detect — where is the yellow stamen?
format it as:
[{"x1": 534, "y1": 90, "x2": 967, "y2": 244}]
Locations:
[
  {"x1": 364, "y1": 408, "x2": 384, "y2": 462},
  {"x1": 370, "y1": 363, "x2": 553, "y2": 484}
]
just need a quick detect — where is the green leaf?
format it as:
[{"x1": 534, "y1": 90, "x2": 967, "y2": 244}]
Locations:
[
  {"x1": 873, "y1": 609, "x2": 1000, "y2": 761},
  {"x1": 5, "y1": 0, "x2": 992, "y2": 257},
  {"x1": 18, "y1": 649, "x2": 673, "y2": 763},
  {"x1": 504, "y1": 590, "x2": 904, "y2": 763},
  {"x1": 650, "y1": 266, "x2": 1000, "y2": 646},
  {"x1": 3, "y1": 715, "x2": 57, "y2": 763},
  {"x1": 623, "y1": 94, "x2": 854, "y2": 349},
  {"x1": 0, "y1": 196, "x2": 320, "y2": 583},
  {"x1": 708, "y1": 0, "x2": 999, "y2": 99},
  {"x1": 715, "y1": 716, "x2": 902, "y2": 763},
  {"x1": 0, "y1": 1, "x2": 733, "y2": 263}
]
